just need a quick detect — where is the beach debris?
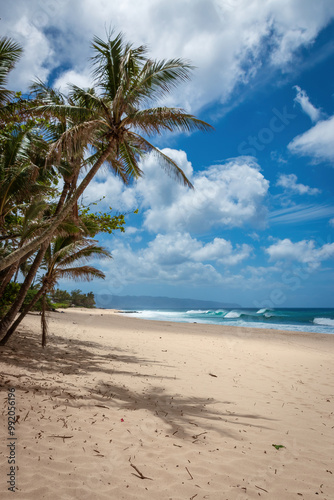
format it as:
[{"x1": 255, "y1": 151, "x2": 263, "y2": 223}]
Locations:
[
  {"x1": 190, "y1": 495, "x2": 198, "y2": 500},
  {"x1": 255, "y1": 485, "x2": 268, "y2": 493},
  {"x1": 185, "y1": 466, "x2": 193, "y2": 480},
  {"x1": 121, "y1": 418, "x2": 124, "y2": 422},
  {"x1": 209, "y1": 373, "x2": 217, "y2": 377},
  {"x1": 130, "y1": 463, "x2": 153, "y2": 480},
  {"x1": 272, "y1": 444, "x2": 285, "y2": 450},
  {"x1": 48, "y1": 435, "x2": 73, "y2": 441},
  {"x1": 94, "y1": 449, "x2": 104, "y2": 457},
  {"x1": 192, "y1": 432, "x2": 207, "y2": 440}
]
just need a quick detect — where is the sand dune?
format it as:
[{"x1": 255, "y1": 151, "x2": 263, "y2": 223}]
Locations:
[{"x1": 0, "y1": 308, "x2": 333, "y2": 499}]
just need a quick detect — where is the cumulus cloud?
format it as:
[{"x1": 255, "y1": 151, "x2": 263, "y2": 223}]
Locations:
[
  {"x1": 53, "y1": 69, "x2": 93, "y2": 93},
  {"x1": 100, "y1": 231, "x2": 252, "y2": 287},
  {"x1": 288, "y1": 115, "x2": 334, "y2": 164},
  {"x1": 82, "y1": 149, "x2": 270, "y2": 233},
  {"x1": 138, "y1": 153, "x2": 269, "y2": 233},
  {"x1": 3, "y1": 0, "x2": 334, "y2": 112},
  {"x1": 79, "y1": 166, "x2": 138, "y2": 211},
  {"x1": 265, "y1": 238, "x2": 334, "y2": 267},
  {"x1": 293, "y1": 85, "x2": 322, "y2": 122},
  {"x1": 276, "y1": 173, "x2": 320, "y2": 195}
]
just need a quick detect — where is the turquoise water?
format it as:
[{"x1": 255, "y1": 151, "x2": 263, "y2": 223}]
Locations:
[{"x1": 121, "y1": 307, "x2": 334, "y2": 334}]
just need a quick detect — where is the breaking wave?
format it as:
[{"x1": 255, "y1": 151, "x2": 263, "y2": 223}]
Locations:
[{"x1": 313, "y1": 317, "x2": 334, "y2": 327}]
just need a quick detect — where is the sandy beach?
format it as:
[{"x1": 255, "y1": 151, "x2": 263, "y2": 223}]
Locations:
[{"x1": 0, "y1": 308, "x2": 333, "y2": 499}]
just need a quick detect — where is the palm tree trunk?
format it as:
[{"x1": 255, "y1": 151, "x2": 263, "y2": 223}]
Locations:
[
  {"x1": 41, "y1": 292, "x2": 48, "y2": 347},
  {"x1": 0, "y1": 282, "x2": 47, "y2": 345},
  {"x1": 0, "y1": 248, "x2": 40, "y2": 302},
  {"x1": 0, "y1": 241, "x2": 48, "y2": 340},
  {"x1": 0, "y1": 143, "x2": 115, "y2": 273},
  {"x1": 0, "y1": 263, "x2": 18, "y2": 297},
  {"x1": 55, "y1": 181, "x2": 70, "y2": 216}
]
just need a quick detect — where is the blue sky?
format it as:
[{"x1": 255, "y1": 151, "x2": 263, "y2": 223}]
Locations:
[{"x1": 3, "y1": 0, "x2": 334, "y2": 307}]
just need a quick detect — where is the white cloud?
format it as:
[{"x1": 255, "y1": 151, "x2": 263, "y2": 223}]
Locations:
[
  {"x1": 288, "y1": 115, "x2": 334, "y2": 164},
  {"x1": 53, "y1": 69, "x2": 93, "y2": 93},
  {"x1": 269, "y1": 203, "x2": 334, "y2": 224},
  {"x1": 138, "y1": 153, "x2": 269, "y2": 233},
  {"x1": 82, "y1": 150, "x2": 270, "y2": 233},
  {"x1": 330, "y1": 218, "x2": 334, "y2": 227},
  {"x1": 293, "y1": 85, "x2": 322, "y2": 122},
  {"x1": 4, "y1": 15, "x2": 54, "y2": 90},
  {"x1": 101, "y1": 232, "x2": 251, "y2": 287},
  {"x1": 3, "y1": 0, "x2": 334, "y2": 112},
  {"x1": 276, "y1": 173, "x2": 320, "y2": 195},
  {"x1": 265, "y1": 238, "x2": 334, "y2": 267},
  {"x1": 80, "y1": 167, "x2": 138, "y2": 211}
]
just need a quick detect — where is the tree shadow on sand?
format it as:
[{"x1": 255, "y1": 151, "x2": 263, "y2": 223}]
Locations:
[{"x1": 0, "y1": 327, "x2": 275, "y2": 440}]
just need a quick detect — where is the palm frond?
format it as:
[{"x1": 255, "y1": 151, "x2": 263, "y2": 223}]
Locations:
[
  {"x1": 0, "y1": 37, "x2": 23, "y2": 102},
  {"x1": 91, "y1": 32, "x2": 125, "y2": 99},
  {"x1": 57, "y1": 265, "x2": 106, "y2": 281},
  {"x1": 124, "y1": 107, "x2": 214, "y2": 135},
  {"x1": 57, "y1": 243, "x2": 111, "y2": 267},
  {"x1": 127, "y1": 58, "x2": 194, "y2": 107},
  {"x1": 118, "y1": 140, "x2": 143, "y2": 179},
  {"x1": 46, "y1": 119, "x2": 105, "y2": 162},
  {"x1": 129, "y1": 133, "x2": 194, "y2": 188}
]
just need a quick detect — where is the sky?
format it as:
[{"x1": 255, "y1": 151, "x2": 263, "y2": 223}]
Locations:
[{"x1": 2, "y1": 0, "x2": 334, "y2": 307}]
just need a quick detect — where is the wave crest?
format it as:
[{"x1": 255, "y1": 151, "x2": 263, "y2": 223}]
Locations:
[
  {"x1": 313, "y1": 317, "x2": 334, "y2": 327},
  {"x1": 224, "y1": 311, "x2": 241, "y2": 319}
]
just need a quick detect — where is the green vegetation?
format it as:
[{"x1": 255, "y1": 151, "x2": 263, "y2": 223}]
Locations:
[
  {"x1": 51, "y1": 289, "x2": 96, "y2": 309},
  {"x1": 0, "y1": 30, "x2": 212, "y2": 346}
]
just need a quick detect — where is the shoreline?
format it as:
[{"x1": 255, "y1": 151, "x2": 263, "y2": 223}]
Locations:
[
  {"x1": 0, "y1": 309, "x2": 333, "y2": 499},
  {"x1": 59, "y1": 306, "x2": 334, "y2": 341}
]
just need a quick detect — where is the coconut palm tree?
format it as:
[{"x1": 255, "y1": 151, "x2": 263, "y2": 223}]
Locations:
[
  {"x1": 0, "y1": 122, "x2": 69, "y2": 335},
  {"x1": 0, "y1": 123, "x2": 55, "y2": 299},
  {"x1": 0, "y1": 30, "x2": 213, "y2": 273},
  {"x1": 0, "y1": 235, "x2": 111, "y2": 346}
]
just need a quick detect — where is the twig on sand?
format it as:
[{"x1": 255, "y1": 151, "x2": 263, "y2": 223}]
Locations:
[
  {"x1": 48, "y1": 434, "x2": 73, "y2": 443},
  {"x1": 130, "y1": 463, "x2": 153, "y2": 480},
  {"x1": 192, "y1": 431, "x2": 207, "y2": 439},
  {"x1": 48, "y1": 435, "x2": 73, "y2": 439},
  {"x1": 209, "y1": 373, "x2": 217, "y2": 377},
  {"x1": 185, "y1": 466, "x2": 193, "y2": 480},
  {"x1": 255, "y1": 485, "x2": 268, "y2": 493}
]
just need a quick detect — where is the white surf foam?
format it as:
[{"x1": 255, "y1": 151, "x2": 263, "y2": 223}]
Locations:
[
  {"x1": 224, "y1": 311, "x2": 241, "y2": 319},
  {"x1": 313, "y1": 317, "x2": 334, "y2": 327}
]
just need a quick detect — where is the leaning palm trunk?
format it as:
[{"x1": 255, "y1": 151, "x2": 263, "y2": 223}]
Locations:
[
  {"x1": 0, "y1": 143, "x2": 115, "y2": 273},
  {"x1": 0, "y1": 241, "x2": 48, "y2": 340},
  {"x1": 41, "y1": 291, "x2": 48, "y2": 347},
  {"x1": 0, "y1": 282, "x2": 47, "y2": 345},
  {"x1": 0, "y1": 263, "x2": 18, "y2": 298},
  {"x1": 0, "y1": 248, "x2": 36, "y2": 298}
]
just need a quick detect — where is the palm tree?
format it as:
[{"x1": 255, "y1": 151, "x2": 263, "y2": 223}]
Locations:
[
  {"x1": 0, "y1": 123, "x2": 68, "y2": 336},
  {"x1": 0, "y1": 30, "x2": 213, "y2": 273},
  {"x1": 0, "y1": 235, "x2": 111, "y2": 346},
  {"x1": 0, "y1": 124, "x2": 54, "y2": 298},
  {"x1": 0, "y1": 36, "x2": 22, "y2": 108}
]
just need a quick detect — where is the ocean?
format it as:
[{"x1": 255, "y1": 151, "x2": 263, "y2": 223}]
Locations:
[{"x1": 121, "y1": 307, "x2": 334, "y2": 335}]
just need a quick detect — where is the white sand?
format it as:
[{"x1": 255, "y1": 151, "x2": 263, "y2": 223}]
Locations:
[{"x1": 0, "y1": 308, "x2": 333, "y2": 499}]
